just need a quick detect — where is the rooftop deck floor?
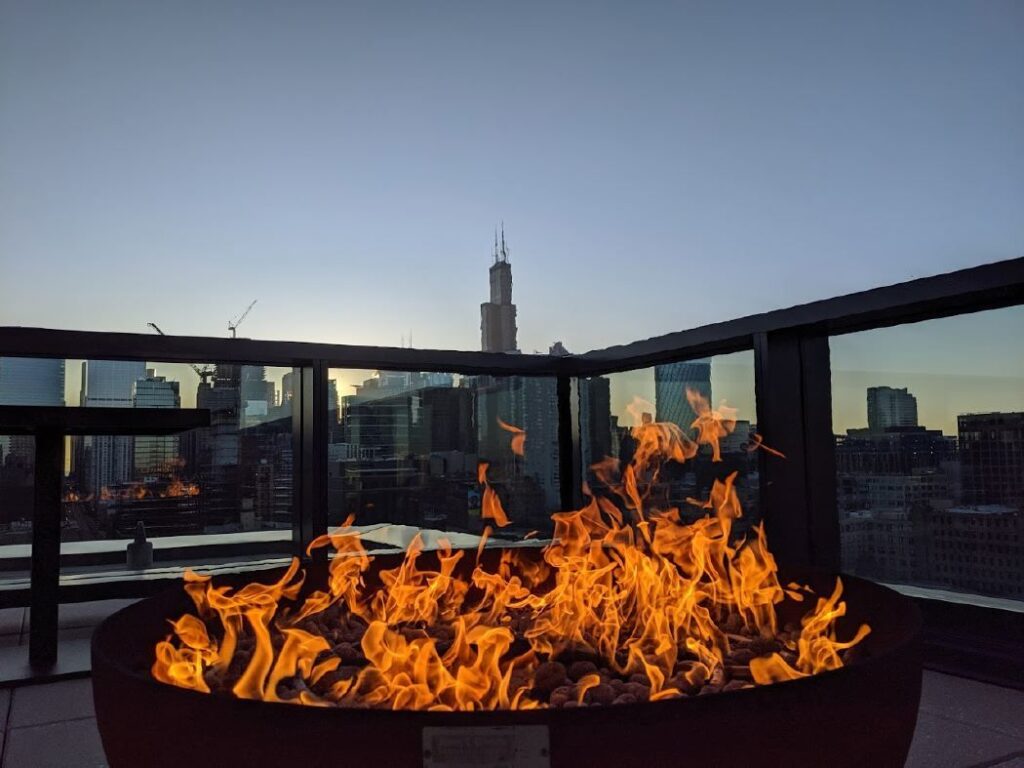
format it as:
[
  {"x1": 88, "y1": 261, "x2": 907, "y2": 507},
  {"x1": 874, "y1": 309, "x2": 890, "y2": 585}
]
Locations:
[{"x1": 0, "y1": 604, "x2": 1020, "y2": 767}]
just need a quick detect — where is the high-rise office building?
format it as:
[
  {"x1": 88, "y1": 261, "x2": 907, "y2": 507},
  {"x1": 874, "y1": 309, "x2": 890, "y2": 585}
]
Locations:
[
  {"x1": 959, "y1": 412, "x2": 1024, "y2": 508},
  {"x1": 518, "y1": 377, "x2": 560, "y2": 511},
  {"x1": 327, "y1": 378, "x2": 341, "y2": 442},
  {"x1": 579, "y1": 376, "x2": 612, "y2": 472},
  {"x1": 867, "y1": 386, "x2": 918, "y2": 432},
  {"x1": 480, "y1": 228, "x2": 518, "y2": 353},
  {"x1": 80, "y1": 360, "x2": 146, "y2": 493},
  {"x1": 195, "y1": 365, "x2": 242, "y2": 526},
  {"x1": 654, "y1": 360, "x2": 712, "y2": 433},
  {"x1": 0, "y1": 357, "x2": 65, "y2": 406},
  {"x1": 240, "y1": 366, "x2": 275, "y2": 425},
  {"x1": 0, "y1": 357, "x2": 65, "y2": 462},
  {"x1": 83, "y1": 360, "x2": 147, "y2": 408},
  {"x1": 133, "y1": 370, "x2": 181, "y2": 477}
]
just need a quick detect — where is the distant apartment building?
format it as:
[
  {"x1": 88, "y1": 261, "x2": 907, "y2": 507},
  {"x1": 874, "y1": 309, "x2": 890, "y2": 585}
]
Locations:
[
  {"x1": 841, "y1": 472, "x2": 950, "y2": 514},
  {"x1": 922, "y1": 505, "x2": 1024, "y2": 599},
  {"x1": 867, "y1": 386, "x2": 918, "y2": 432},
  {"x1": 654, "y1": 360, "x2": 711, "y2": 433},
  {"x1": 840, "y1": 503, "x2": 1024, "y2": 599},
  {"x1": 840, "y1": 510, "x2": 918, "y2": 584},
  {"x1": 958, "y1": 412, "x2": 1024, "y2": 509},
  {"x1": 837, "y1": 405, "x2": 1024, "y2": 599},
  {"x1": 836, "y1": 427, "x2": 955, "y2": 475}
]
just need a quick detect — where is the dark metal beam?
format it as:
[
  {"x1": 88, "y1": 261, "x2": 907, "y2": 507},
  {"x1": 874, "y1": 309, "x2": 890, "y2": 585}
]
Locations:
[
  {"x1": 799, "y1": 335, "x2": 840, "y2": 570},
  {"x1": 0, "y1": 406, "x2": 210, "y2": 436},
  {"x1": 576, "y1": 256, "x2": 1024, "y2": 376},
  {"x1": 754, "y1": 331, "x2": 811, "y2": 567},
  {"x1": 3, "y1": 257, "x2": 1021, "y2": 380},
  {"x1": 0, "y1": 327, "x2": 561, "y2": 377}
]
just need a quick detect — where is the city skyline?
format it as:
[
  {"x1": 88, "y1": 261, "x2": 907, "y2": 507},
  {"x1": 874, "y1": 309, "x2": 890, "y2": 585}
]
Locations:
[{"x1": 17, "y1": 301, "x2": 1024, "y2": 440}]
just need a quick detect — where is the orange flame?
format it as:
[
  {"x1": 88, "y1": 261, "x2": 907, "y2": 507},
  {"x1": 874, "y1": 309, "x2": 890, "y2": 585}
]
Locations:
[
  {"x1": 688, "y1": 388, "x2": 737, "y2": 462},
  {"x1": 478, "y1": 462, "x2": 510, "y2": 528},
  {"x1": 163, "y1": 478, "x2": 201, "y2": 498},
  {"x1": 153, "y1": 400, "x2": 868, "y2": 711},
  {"x1": 497, "y1": 418, "x2": 526, "y2": 456},
  {"x1": 746, "y1": 432, "x2": 786, "y2": 459}
]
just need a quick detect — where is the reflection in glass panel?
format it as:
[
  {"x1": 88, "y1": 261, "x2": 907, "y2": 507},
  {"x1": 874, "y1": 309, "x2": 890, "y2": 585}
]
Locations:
[
  {"x1": 831, "y1": 305, "x2": 1024, "y2": 604},
  {"x1": 0, "y1": 358, "x2": 295, "y2": 587},
  {"x1": 327, "y1": 369, "x2": 560, "y2": 538},
  {"x1": 577, "y1": 350, "x2": 761, "y2": 532}
]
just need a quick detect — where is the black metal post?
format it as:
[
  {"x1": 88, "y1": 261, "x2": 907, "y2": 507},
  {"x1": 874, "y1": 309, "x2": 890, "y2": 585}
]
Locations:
[
  {"x1": 293, "y1": 362, "x2": 329, "y2": 572},
  {"x1": 799, "y1": 335, "x2": 840, "y2": 569},
  {"x1": 556, "y1": 375, "x2": 581, "y2": 512},
  {"x1": 29, "y1": 429, "x2": 64, "y2": 667},
  {"x1": 753, "y1": 330, "x2": 839, "y2": 570}
]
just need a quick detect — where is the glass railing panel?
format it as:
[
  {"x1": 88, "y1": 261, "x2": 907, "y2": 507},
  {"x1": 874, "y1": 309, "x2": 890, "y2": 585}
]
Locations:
[
  {"x1": 0, "y1": 357, "x2": 296, "y2": 590},
  {"x1": 327, "y1": 368, "x2": 561, "y2": 541},
  {"x1": 830, "y1": 305, "x2": 1024, "y2": 606}
]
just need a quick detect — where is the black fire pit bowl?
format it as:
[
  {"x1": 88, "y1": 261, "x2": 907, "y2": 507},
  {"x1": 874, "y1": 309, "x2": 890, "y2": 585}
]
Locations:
[{"x1": 92, "y1": 556, "x2": 922, "y2": 768}]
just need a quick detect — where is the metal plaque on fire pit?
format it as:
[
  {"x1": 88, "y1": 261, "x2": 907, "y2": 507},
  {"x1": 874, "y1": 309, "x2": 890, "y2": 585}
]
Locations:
[{"x1": 422, "y1": 725, "x2": 550, "y2": 768}]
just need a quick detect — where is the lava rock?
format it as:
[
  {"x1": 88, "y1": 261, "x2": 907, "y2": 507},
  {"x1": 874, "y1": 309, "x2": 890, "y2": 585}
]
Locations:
[
  {"x1": 586, "y1": 683, "x2": 616, "y2": 706},
  {"x1": 622, "y1": 682, "x2": 651, "y2": 701},
  {"x1": 533, "y1": 661, "x2": 569, "y2": 694},
  {"x1": 568, "y1": 660, "x2": 599, "y2": 681},
  {"x1": 332, "y1": 642, "x2": 360, "y2": 663}
]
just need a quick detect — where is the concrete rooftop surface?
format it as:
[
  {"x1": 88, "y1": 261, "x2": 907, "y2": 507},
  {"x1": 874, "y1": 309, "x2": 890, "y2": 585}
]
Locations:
[{"x1": 0, "y1": 603, "x2": 1020, "y2": 767}]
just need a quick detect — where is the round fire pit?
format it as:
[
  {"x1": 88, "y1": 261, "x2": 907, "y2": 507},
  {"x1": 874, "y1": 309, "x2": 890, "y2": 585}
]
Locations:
[{"x1": 92, "y1": 556, "x2": 922, "y2": 768}]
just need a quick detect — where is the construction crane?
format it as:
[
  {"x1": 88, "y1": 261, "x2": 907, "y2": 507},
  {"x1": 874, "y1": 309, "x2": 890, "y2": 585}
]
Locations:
[
  {"x1": 228, "y1": 299, "x2": 257, "y2": 339},
  {"x1": 146, "y1": 322, "x2": 215, "y2": 384}
]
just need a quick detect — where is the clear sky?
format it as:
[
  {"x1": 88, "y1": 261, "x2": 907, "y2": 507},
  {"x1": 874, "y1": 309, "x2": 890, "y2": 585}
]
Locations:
[{"x1": 1, "y1": 1, "x2": 1022, "y2": 434}]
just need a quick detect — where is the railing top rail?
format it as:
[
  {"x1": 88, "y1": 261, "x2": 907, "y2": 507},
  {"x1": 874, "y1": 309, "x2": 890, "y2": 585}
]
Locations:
[
  {"x1": 0, "y1": 327, "x2": 563, "y2": 377},
  {"x1": 1, "y1": 257, "x2": 1021, "y2": 378},
  {"x1": 574, "y1": 256, "x2": 1024, "y2": 375}
]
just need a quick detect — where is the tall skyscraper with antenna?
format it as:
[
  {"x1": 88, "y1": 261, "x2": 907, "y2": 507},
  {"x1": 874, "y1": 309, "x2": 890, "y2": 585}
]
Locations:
[{"x1": 480, "y1": 226, "x2": 518, "y2": 353}]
